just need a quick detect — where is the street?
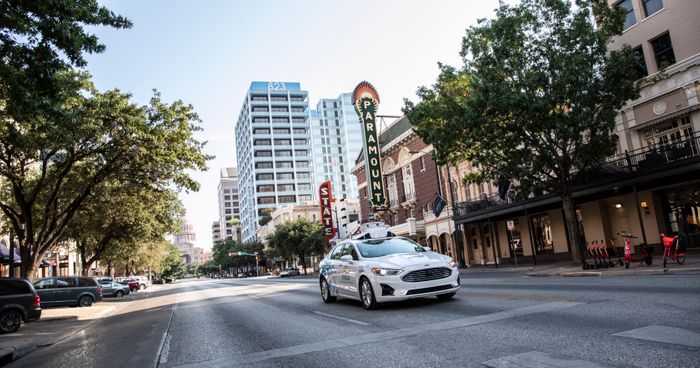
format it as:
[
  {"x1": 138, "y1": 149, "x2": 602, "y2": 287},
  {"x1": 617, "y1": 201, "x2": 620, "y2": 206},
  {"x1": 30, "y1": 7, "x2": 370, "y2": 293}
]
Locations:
[{"x1": 5, "y1": 271, "x2": 700, "y2": 368}]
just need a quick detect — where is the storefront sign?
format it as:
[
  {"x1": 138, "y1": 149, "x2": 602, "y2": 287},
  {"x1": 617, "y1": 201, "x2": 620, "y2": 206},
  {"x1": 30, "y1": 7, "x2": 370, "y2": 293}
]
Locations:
[
  {"x1": 319, "y1": 181, "x2": 335, "y2": 240},
  {"x1": 353, "y1": 81, "x2": 386, "y2": 208}
]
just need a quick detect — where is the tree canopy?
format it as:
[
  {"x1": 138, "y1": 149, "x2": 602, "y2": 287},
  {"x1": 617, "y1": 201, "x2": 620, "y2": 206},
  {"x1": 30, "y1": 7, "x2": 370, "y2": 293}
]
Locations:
[
  {"x1": 404, "y1": 0, "x2": 640, "y2": 263},
  {"x1": 266, "y1": 218, "x2": 325, "y2": 274}
]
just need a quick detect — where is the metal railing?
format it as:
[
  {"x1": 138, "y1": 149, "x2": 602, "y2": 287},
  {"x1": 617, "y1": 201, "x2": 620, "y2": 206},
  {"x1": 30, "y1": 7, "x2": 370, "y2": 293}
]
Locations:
[{"x1": 454, "y1": 131, "x2": 700, "y2": 218}]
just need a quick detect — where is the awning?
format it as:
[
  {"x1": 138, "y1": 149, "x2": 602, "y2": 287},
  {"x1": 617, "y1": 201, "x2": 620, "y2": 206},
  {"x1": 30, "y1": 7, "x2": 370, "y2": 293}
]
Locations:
[{"x1": 631, "y1": 105, "x2": 700, "y2": 131}]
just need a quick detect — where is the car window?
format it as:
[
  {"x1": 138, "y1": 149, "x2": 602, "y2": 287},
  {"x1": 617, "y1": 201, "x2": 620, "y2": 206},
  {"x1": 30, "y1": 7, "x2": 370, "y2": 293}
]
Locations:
[
  {"x1": 341, "y1": 244, "x2": 358, "y2": 260},
  {"x1": 56, "y1": 277, "x2": 77, "y2": 288},
  {"x1": 78, "y1": 277, "x2": 97, "y2": 287},
  {"x1": 0, "y1": 280, "x2": 30, "y2": 295},
  {"x1": 34, "y1": 279, "x2": 55, "y2": 290},
  {"x1": 329, "y1": 245, "x2": 343, "y2": 260},
  {"x1": 356, "y1": 238, "x2": 426, "y2": 258}
]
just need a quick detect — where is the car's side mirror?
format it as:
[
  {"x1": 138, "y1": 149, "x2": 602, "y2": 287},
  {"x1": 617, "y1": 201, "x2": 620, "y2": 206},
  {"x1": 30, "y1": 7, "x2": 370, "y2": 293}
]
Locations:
[
  {"x1": 422, "y1": 247, "x2": 432, "y2": 252},
  {"x1": 340, "y1": 254, "x2": 353, "y2": 262}
]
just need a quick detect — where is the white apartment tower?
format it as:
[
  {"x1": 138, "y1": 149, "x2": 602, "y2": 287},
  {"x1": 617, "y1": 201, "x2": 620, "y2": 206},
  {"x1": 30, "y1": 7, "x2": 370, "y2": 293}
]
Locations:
[
  {"x1": 218, "y1": 167, "x2": 240, "y2": 241},
  {"x1": 309, "y1": 93, "x2": 363, "y2": 201},
  {"x1": 235, "y1": 82, "x2": 314, "y2": 242}
]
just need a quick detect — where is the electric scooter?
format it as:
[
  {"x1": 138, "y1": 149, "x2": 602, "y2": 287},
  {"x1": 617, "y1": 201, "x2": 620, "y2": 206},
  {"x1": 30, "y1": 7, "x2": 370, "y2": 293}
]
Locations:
[
  {"x1": 620, "y1": 231, "x2": 653, "y2": 269},
  {"x1": 660, "y1": 233, "x2": 687, "y2": 268}
]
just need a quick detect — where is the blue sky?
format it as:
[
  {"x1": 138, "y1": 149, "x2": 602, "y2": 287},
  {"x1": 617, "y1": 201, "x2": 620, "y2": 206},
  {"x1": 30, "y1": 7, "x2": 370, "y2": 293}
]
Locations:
[{"x1": 84, "y1": 0, "x2": 509, "y2": 249}]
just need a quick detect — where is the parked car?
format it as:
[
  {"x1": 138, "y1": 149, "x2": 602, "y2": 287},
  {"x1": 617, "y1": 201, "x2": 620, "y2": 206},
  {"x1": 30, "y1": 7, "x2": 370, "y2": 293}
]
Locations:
[
  {"x1": 279, "y1": 268, "x2": 300, "y2": 277},
  {"x1": 97, "y1": 280, "x2": 130, "y2": 298},
  {"x1": 33, "y1": 276, "x2": 103, "y2": 307},
  {"x1": 0, "y1": 278, "x2": 42, "y2": 333},
  {"x1": 133, "y1": 276, "x2": 150, "y2": 290},
  {"x1": 319, "y1": 237, "x2": 459, "y2": 309}
]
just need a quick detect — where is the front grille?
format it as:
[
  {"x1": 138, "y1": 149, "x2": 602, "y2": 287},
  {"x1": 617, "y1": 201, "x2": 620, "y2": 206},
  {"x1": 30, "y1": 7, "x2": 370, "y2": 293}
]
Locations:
[
  {"x1": 380, "y1": 284, "x2": 395, "y2": 296},
  {"x1": 401, "y1": 267, "x2": 452, "y2": 282},
  {"x1": 406, "y1": 284, "x2": 453, "y2": 295}
]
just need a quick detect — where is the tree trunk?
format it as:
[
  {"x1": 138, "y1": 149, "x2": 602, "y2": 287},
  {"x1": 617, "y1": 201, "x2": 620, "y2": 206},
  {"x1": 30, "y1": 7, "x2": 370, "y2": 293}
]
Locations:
[
  {"x1": 299, "y1": 253, "x2": 307, "y2": 275},
  {"x1": 19, "y1": 245, "x2": 39, "y2": 280},
  {"x1": 561, "y1": 192, "x2": 583, "y2": 265}
]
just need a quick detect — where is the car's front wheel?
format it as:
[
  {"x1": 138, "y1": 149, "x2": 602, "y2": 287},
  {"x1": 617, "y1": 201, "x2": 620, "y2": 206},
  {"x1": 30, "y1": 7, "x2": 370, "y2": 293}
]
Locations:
[
  {"x1": 78, "y1": 295, "x2": 94, "y2": 307},
  {"x1": 437, "y1": 292, "x2": 456, "y2": 300},
  {"x1": 0, "y1": 310, "x2": 22, "y2": 334},
  {"x1": 320, "y1": 278, "x2": 336, "y2": 303},
  {"x1": 115, "y1": 290, "x2": 124, "y2": 298},
  {"x1": 359, "y1": 278, "x2": 378, "y2": 310},
  {"x1": 140, "y1": 284, "x2": 146, "y2": 290}
]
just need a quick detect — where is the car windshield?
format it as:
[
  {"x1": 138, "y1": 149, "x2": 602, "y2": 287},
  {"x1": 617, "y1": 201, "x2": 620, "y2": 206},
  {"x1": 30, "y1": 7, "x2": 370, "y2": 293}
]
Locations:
[{"x1": 356, "y1": 238, "x2": 426, "y2": 258}]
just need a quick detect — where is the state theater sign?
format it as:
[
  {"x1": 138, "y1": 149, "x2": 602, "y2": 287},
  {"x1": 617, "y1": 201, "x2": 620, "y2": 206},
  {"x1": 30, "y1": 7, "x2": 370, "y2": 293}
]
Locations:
[{"x1": 319, "y1": 180, "x2": 335, "y2": 240}]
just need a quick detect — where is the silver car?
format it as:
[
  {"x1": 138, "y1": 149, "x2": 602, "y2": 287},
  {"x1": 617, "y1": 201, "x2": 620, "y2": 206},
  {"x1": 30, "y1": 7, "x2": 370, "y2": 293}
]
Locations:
[
  {"x1": 319, "y1": 237, "x2": 460, "y2": 309},
  {"x1": 98, "y1": 280, "x2": 131, "y2": 298}
]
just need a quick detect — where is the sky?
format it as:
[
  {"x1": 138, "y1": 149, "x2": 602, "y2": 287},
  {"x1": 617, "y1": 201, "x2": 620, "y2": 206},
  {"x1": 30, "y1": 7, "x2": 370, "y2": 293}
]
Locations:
[{"x1": 84, "y1": 0, "x2": 511, "y2": 249}]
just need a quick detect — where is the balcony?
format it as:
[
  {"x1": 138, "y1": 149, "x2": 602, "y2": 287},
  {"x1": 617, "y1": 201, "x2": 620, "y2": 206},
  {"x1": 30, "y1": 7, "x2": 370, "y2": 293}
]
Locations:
[
  {"x1": 422, "y1": 204, "x2": 453, "y2": 223},
  {"x1": 400, "y1": 192, "x2": 417, "y2": 209},
  {"x1": 453, "y1": 131, "x2": 700, "y2": 220}
]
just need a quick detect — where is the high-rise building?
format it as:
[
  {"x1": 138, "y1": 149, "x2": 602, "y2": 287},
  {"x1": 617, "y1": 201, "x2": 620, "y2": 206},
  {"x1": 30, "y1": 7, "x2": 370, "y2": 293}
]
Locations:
[
  {"x1": 309, "y1": 93, "x2": 363, "y2": 201},
  {"x1": 211, "y1": 221, "x2": 221, "y2": 243},
  {"x1": 217, "y1": 167, "x2": 240, "y2": 241},
  {"x1": 235, "y1": 82, "x2": 313, "y2": 242}
]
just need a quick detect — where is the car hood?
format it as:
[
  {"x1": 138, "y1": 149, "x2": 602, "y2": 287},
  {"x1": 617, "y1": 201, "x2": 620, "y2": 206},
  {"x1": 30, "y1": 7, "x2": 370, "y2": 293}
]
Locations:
[{"x1": 368, "y1": 252, "x2": 450, "y2": 269}]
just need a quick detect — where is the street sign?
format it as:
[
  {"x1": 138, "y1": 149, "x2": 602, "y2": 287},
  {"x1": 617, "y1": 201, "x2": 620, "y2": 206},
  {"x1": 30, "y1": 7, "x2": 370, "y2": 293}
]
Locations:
[
  {"x1": 353, "y1": 81, "x2": 386, "y2": 208},
  {"x1": 507, "y1": 220, "x2": 515, "y2": 231}
]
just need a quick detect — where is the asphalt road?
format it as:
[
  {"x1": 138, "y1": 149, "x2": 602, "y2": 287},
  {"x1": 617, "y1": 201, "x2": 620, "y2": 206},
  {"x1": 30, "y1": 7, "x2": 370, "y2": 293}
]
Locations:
[{"x1": 8, "y1": 270, "x2": 700, "y2": 368}]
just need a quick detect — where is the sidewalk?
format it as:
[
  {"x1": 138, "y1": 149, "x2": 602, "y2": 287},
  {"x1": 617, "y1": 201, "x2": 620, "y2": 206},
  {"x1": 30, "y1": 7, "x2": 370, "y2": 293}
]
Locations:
[{"x1": 524, "y1": 255, "x2": 700, "y2": 277}]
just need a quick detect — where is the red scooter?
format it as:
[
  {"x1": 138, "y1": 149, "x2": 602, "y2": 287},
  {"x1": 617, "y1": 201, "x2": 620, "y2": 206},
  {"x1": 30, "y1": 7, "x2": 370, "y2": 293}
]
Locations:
[
  {"x1": 660, "y1": 233, "x2": 686, "y2": 268},
  {"x1": 620, "y1": 231, "x2": 653, "y2": 269}
]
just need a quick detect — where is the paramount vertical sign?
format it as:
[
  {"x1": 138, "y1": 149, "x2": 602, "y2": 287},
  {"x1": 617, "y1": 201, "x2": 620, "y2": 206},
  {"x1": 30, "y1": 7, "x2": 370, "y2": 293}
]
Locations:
[
  {"x1": 319, "y1": 180, "x2": 335, "y2": 240},
  {"x1": 353, "y1": 81, "x2": 386, "y2": 208}
]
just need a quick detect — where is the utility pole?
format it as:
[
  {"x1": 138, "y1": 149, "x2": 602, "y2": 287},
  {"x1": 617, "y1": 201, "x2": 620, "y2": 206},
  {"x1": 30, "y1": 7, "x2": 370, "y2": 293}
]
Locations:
[{"x1": 445, "y1": 165, "x2": 466, "y2": 268}]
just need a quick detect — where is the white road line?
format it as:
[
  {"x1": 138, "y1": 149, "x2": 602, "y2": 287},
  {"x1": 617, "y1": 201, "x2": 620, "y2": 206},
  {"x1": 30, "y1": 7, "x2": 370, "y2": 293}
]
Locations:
[
  {"x1": 312, "y1": 311, "x2": 371, "y2": 326},
  {"x1": 171, "y1": 301, "x2": 581, "y2": 368},
  {"x1": 159, "y1": 333, "x2": 173, "y2": 363},
  {"x1": 155, "y1": 303, "x2": 177, "y2": 367}
]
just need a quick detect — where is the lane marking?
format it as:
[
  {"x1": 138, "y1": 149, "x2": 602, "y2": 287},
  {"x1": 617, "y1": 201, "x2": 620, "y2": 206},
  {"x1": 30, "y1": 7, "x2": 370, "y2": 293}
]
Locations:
[
  {"x1": 459, "y1": 291, "x2": 573, "y2": 302},
  {"x1": 312, "y1": 311, "x2": 371, "y2": 326},
  {"x1": 155, "y1": 303, "x2": 177, "y2": 367},
  {"x1": 483, "y1": 351, "x2": 609, "y2": 368},
  {"x1": 159, "y1": 333, "x2": 173, "y2": 363},
  {"x1": 613, "y1": 325, "x2": 700, "y2": 348},
  {"x1": 169, "y1": 301, "x2": 581, "y2": 368}
]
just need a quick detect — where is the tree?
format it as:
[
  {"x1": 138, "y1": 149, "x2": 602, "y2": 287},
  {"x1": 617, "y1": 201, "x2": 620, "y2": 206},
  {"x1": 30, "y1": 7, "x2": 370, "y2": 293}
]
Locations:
[
  {"x1": 266, "y1": 218, "x2": 325, "y2": 274},
  {"x1": 404, "y1": 0, "x2": 639, "y2": 264},
  {"x1": 159, "y1": 242, "x2": 185, "y2": 279},
  {"x1": 63, "y1": 180, "x2": 183, "y2": 276}
]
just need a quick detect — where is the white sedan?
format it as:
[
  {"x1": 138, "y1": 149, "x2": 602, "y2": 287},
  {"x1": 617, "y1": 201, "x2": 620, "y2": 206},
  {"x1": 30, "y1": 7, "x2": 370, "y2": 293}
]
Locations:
[{"x1": 319, "y1": 237, "x2": 460, "y2": 309}]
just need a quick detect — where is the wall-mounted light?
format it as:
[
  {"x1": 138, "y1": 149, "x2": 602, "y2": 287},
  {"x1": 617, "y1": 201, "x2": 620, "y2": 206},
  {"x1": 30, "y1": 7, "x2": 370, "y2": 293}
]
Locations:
[
  {"x1": 614, "y1": 203, "x2": 623, "y2": 209},
  {"x1": 640, "y1": 201, "x2": 648, "y2": 208}
]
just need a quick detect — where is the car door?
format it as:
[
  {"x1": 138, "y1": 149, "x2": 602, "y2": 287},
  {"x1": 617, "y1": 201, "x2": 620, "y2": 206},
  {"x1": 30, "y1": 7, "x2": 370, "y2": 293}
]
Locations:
[
  {"x1": 338, "y1": 244, "x2": 360, "y2": 297},
  {"x1": 324, "y1": 244, "x2": 343, "y2": 291},
  {"x1": 100, "y1": 281, "x2": 114, "y2": 296},
  {"x1": 54, "y1": 277, "x2": 78, "y2": 305},
  {"x1": 33, "y1": 279, "x2": 56, "y2": 306}
]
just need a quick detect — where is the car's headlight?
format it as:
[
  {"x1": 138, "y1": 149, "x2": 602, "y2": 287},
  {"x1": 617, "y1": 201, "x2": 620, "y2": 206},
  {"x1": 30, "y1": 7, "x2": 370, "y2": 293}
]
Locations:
[
  {"x1": 371, "y1": 267, "x2": 401, "y2": 276},
  {"x1": 448, "y1": 260, "x2": 457, "y2": 268}
]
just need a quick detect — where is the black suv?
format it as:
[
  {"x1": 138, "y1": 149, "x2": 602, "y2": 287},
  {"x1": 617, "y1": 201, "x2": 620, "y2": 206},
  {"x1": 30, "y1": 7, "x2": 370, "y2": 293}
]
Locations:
[
  {"x1": 33, "y1": 276, "x2": 103, "y2": 307},
  {"x1": 0, "y1": 278, "x2": 42, "y2": 333}
]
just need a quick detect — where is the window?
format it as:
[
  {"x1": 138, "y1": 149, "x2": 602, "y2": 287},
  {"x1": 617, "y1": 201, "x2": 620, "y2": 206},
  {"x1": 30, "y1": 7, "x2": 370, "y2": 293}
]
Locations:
[
  {"x1": 254, "y1": 139, "x2": 271, "y2": 146},
  {"x1": 291, "y1": 107, "x2": 305, "y2": 112},
  {"x1": 252, "y1": 107, "x2": 268, "y2": 112},
  {"x1": 273, "y1": 128, "x2": 290, "y2": 134},
  {"x1": 253, "y1": 118, "x2": 269, "y2": 123},
  {"x1": 271, "y1": 107, "x2": 288, "y2": 112},
  {"x1": 330, "y1": 245, "x2": 343, "y2": 260},
  {"x1": 224, "y1": 202, "x2": 231, "y2": 207},
  {"x1": 275, "y1": 150, "x2": 292, "y2": 157},
  {"x1": 299, "y1": 194, "x2": 312, "y2": 202},
  {"x1": 253, "y1": 128, "x2": 270, "y2": 134},
  {"x1": 402, "y1": 164, "x2": 415, "y2": 199},
  {"x1": 616, "y1": 0, "x2": 636, "y2": 31},
  {"x1": 255, "y1": 162, "x2": 273, "y2": 169},
  {"x1": 255, "y1": 150, "x2": 272, "y2": 157},
  {"x1": 270, "y1": 96, "x2": 287, "y2": 101},
  {"x1": 632, "y1": 46, "x2": 648, "y2": 79},
  {"x1": 277, "y1": 184, "x2": 295, "y2": 191},
  {"x1": 650, "y1": 32, "x2": 676, "y2": 69},
  {"x1": 420, "y1": 157, "x2": 426, "y2": 171},
  {"x1": 256, "y1": 173, "x2": 273, "y2": 180},
  {"x1": 278, "y1": 195, "x2": 296, "y2": 203},
  {"x1": 251, "y1": 95, "x2": 267, "y2": 101},
  {"x1": 276, "y1": 161, "x2": 293, "y2": 168},
  {"x1": 296, "y1": 161, "x2": 309, "y2": 168},
  {"x1": 225, "y1": 209, "x2": 231, "y2": 214},
  {"x1": 274, "y1": 139, "x2": 291, "y2": 146},
  {"x1": 294, "y1": 139, "x2": 307, "y2": 145},
  {"x1": 272, "y1": 117, "x2": 289, "y2": 123},
  {"x1": 257, "y1": 185, "x2": 274, "y2": 192},
  {"x1": 258, "y1": 197, "x2": 276, "y2": 205},
  {"x1": 642, "y1": 0, "x2": 662, "y2": 17},
  {"x1": 56, "y1": 277, "x2": 76, "y2": 288},
  {"x1": 531, "y1": 214, "x2": 554, "y2": 255},
  {"x1": 224, "y1": 195, "x2": 231, "y2": 200},
  {"x1": 297, "y1": 172, "x2": 311, "y2": 179},
  {"x1": 298, "y1": 183, "x2": 312, "y2": 191},
  {"x1": 277, "y1": 173, "x2": 294, "y2": 180},
  {"x1": 387, "y1": 174, "x2": 399, "y2": 207},
  {"x1": 295, "y1": 149, "x2": 308, "y2": 156},
  {"x1": 224, "y1": 189, "x2": 230, "y2": 194},
  {"x1": 292, "y1": 118, "x2": 305, "y2": 123},
  {"x1": 293, "y1": 128, "x2": 306, "y2": 134}
]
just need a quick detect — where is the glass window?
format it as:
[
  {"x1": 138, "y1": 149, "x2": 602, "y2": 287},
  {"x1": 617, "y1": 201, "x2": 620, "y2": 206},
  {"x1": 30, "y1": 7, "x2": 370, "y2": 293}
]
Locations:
[
  {"x1": 278, "y1": 195, "x2": 296, "y2": 203},
  {"x1": 257, "y1": 197, "x2": 276, "y2": 205},
  {"x1": 273, "y1": 128, "x2": 290, "y2": 134},
  {"x1": 632, "y1": 46, "x2": 648, "y2": 79},
  {"x1": 357, "y1": 238, "x2": 426, "y2": 258},
  {"x1": 643, "y1": 0, "x2": 662, "y2": 17},
  {"x1": 56, "y1": 277, "x2": 76, "y2": 288},
  {"x1": 330, "y1": 245, "x2": 343, "y2": 260},
  {"x1": 78, "y1": 277, "x2": 97, "y2": 287},
  {"x1": 255, "y1": 151, "x2": 272, "y2": 157},
  {"x1": 255, "y1": 162, "x2": 273, "y2": 169},
  {"x1": 277, "y1": 173, "x2": 294, "y2": 180},
  {"x1": 531, "y1": 214, "x2": 554, "y2": 255},
  {"x1": 256, "y1": 173, "x2": 274, "y2": 180},
  {"x1": 650, "y1": 32, "x2": 676, "y2": 69},
  {"x1": 34, "y1": 279, "x2": 55, "y2": 290},
  {"x1": 616, "y1": 0, "x2": 636, "y2": 31},
  {"x1": 277, "y1": 184, "x2": 295, "y2": 191},
  {"x1": 341, "y1": 244, "x2": 358, "y2": 260},
  {"x1": 0, "y1": 281, "x2": 30, "y2": 295},
  {"x1": 275, "y1": 161, "x2": 293, "y2": 168}
]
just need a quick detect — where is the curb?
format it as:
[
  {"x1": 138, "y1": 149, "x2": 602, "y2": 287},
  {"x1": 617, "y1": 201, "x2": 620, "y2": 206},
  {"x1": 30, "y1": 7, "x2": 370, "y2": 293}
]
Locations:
[
  {"x1": 526, "y1": 266, "x2": 700, "y2": 277},
  {"x1": 0, "y1": 343, "x2": 37, "y2": 364}
]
